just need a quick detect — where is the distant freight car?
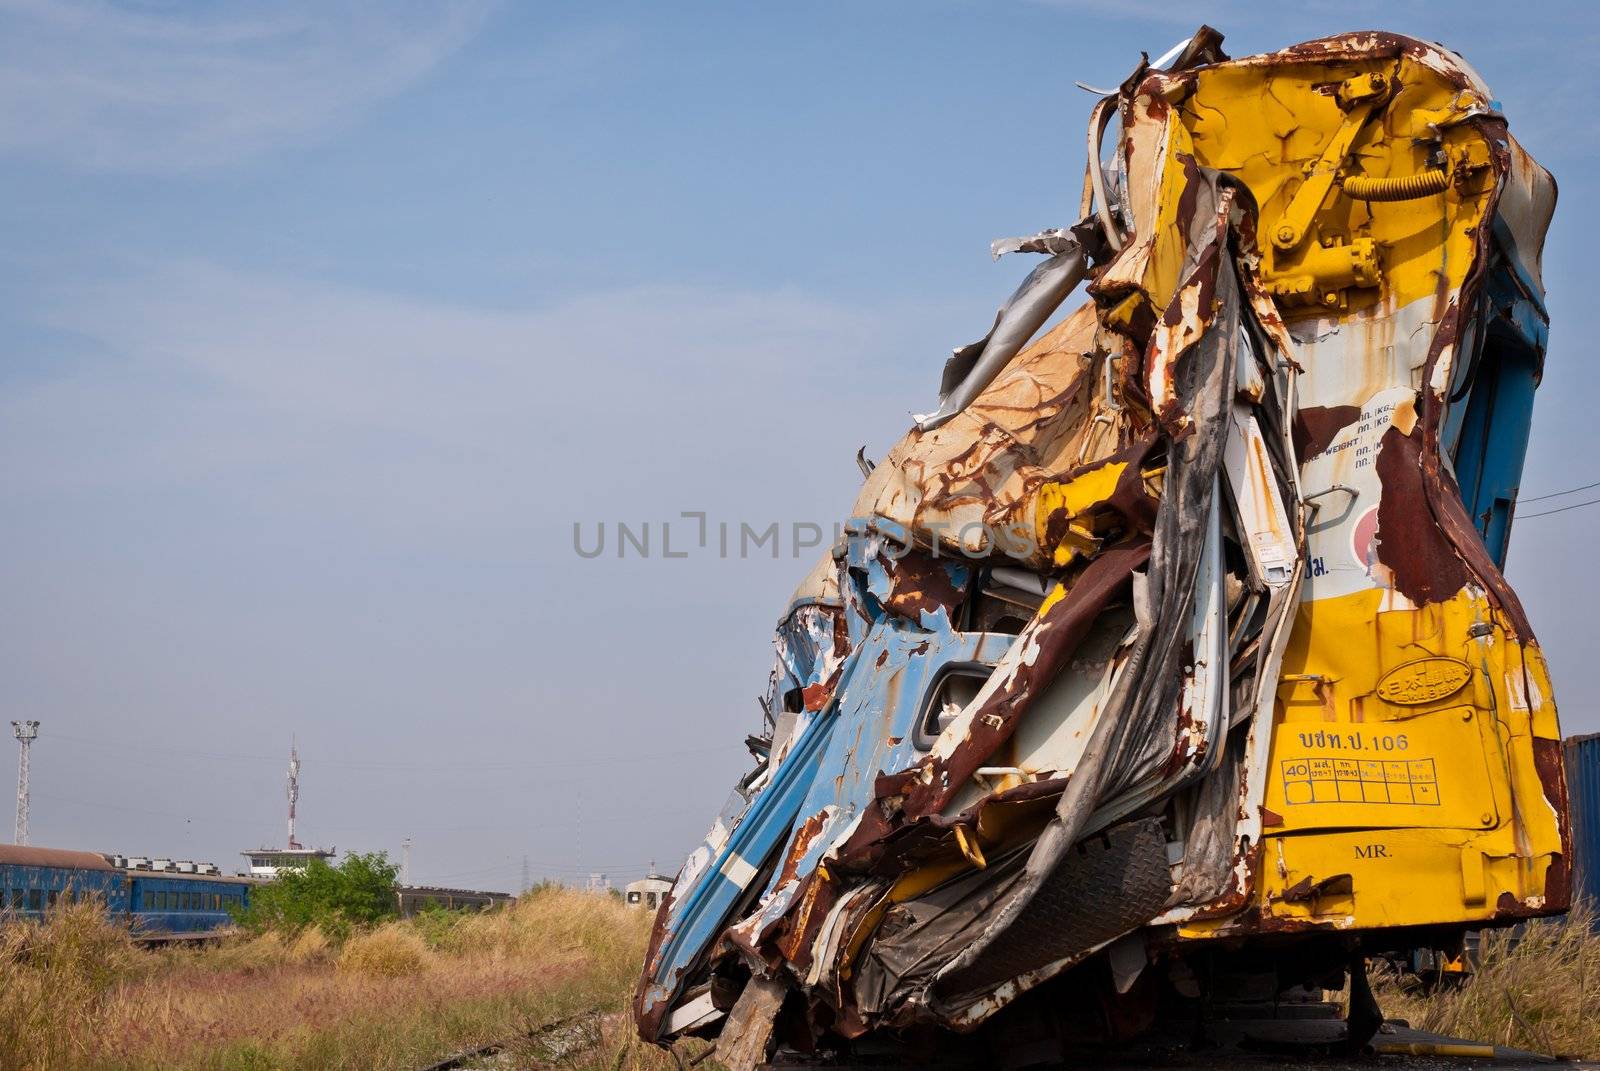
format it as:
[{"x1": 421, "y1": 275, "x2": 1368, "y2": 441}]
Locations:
[
  {"x1": 125, "y1": 867, "x2": 251, "y2": 939},
  {"x1": 0, "y1": 845, "x2": 250, "y2": 941},
  {"x1": 395, "y1": 884, "x2": 515, "y2": 917}
]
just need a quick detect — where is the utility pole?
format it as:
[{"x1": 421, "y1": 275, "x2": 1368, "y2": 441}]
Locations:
[
  {"x1": 11, "y1": 720, "x2": 39, "y2": 845},
  {"x1": 521, "y1": 853, "x2": 530, "y2": 894},
  {"x1": 286, "y1": 740, "x2": 303, "y2": 850},
  {"x1": 401, "y1": 837, "x2": 412, "y2": 885}
]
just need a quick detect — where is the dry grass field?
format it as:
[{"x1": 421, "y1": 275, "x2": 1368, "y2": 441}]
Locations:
[
  {"x1": 5, "y1": 887, "x2": 1599, "y2": 1070},
  {"x1": 0, "y1": 886, "x2": 693, "y2": 1071},
  {"x1": 1370, "y1": 902, "x2": 1600, "y2": 1061}
]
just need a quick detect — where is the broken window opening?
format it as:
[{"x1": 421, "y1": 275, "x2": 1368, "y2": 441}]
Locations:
[{"x1": 913, "y1": 664, "x2": 992, "y2": 751}]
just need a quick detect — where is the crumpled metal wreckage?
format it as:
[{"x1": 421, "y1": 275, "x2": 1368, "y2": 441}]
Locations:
[{"x1": 635, "y1": 26, "x2": 1567, "y2": 1068}]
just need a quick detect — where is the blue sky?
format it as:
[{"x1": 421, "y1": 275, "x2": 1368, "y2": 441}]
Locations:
[{"x1": 2, "y1": 1, "x2": 1597, "y2": 891}]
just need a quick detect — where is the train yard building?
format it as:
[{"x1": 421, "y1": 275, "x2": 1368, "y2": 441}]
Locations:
[
  {"x1": 625, "y1": 871, "x2": 671, "y2": 911},
  {"x1": 240, "y1": 846, "x2": 335, "y2": 879}
]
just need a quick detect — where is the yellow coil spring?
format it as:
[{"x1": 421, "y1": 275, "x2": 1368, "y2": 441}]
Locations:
[{"x1": 1340, "y1": 169, "x2": 1450, "y2": 202}]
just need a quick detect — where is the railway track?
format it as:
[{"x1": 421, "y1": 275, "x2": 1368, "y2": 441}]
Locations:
[
  {"x1": 415, "y1": 1009, "x2": 605, "y2": 1071},
  {"x1": 413, "y1": 1006, "x2": 1563, "y2": 1071}
]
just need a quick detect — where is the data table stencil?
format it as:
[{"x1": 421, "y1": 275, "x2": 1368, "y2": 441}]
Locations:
[{"x1": 1281, "y1": 756, "x2": 1440, "y2": 806}]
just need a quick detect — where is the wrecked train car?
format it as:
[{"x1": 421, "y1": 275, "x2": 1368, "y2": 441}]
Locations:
[{"x1": 636, "y1": 27, "x2": 1564, "y2": 1064}]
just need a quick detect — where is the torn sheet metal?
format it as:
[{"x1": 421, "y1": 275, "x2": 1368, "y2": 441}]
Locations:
[
  {"x1": 914, "y1": 226, "x2": 1097, "y2": 431},
  {"x1": 636, "y1": 26, "x2": 1567, "y2": 1061}
]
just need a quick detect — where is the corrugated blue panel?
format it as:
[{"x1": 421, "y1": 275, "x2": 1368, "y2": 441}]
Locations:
[{"x1": 1562, "y1": 734, "x2": 1600, "y2": 914}]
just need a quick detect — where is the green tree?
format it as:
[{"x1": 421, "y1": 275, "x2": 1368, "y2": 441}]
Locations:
[{"x1": 236, "y1": 851, "x2": 398, "y2": 935}]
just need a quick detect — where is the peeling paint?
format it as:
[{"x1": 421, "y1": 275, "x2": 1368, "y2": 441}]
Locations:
[{"x1": 633, "y1": 26, "x2": 1567, "y2": 1060}]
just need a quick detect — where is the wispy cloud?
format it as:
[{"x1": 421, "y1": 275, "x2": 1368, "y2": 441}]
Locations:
[
  {"x1": 3, "y1": 260, "x2": 921, "y2": 532},
  {"x1": 0, "y1": 0, "x2": 494, "y2": 172}
]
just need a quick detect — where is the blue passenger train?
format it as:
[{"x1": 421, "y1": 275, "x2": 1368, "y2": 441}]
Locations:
[{"x1": 0, "y1": 845, "x2": 251, "y2": 940}]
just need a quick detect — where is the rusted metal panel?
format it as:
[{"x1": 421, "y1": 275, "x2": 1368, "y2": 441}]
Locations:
[{"x1": 635, "y1": 25, "x2": 1567, "y2": 1061}]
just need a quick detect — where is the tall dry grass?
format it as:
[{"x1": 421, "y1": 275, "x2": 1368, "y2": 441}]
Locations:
[
  {"x1": 337, "y1": 922, "x2": 431, "y2": 977},
  {"x1": 19, "y1": 886, "x2": 1597, "y2": 1068},
  {"x1": 1372, "y1": 901, "x2": 1600, "y2": 1060},
  {"x1": 0, "y1": 899, "x2": 147, "y2": 1067},
  {"x1": 0, "y1": 887, "x2": 693, "y2": 1071}
]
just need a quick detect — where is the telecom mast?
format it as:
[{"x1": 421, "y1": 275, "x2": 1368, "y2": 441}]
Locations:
[
  {"x1": 401, "y1": 837, "x2": 412, "y2": 885},
  {"x1": 11, "y1": 720, "x2": 39, "y2": 845},
  {"x1": 286, "y1": 740, "x2": 303, "y2": 850}
]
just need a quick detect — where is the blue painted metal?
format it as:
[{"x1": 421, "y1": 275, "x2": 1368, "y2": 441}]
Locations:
[
  {"x1": 641, "y1": 689, "x2": 843, "y2": 1013},
  {"x1": 641, "y1": 523, "x2": 1016, "y2": 1018},
  {"x1": 1491, "y1": 215, "x2": 1550, "y2": 339},
  {"x1": 0, "y1": 860, "x2": 127, "y2": 914},
  {"x1": 0, "y1": 856, "x2": 249, "y2": 937},
  {"x1": 1449, "y1": 225, "x2": 1549, "y2": 567},
  {"x1": 746, "y1": 622, "x2": 1015, "y2": 934},
  {"x1": 127, "y1": 873, "x2": 250, "y2": 935},
  {"x1": 1563, "y1": 734, "x2": 1600, "y2": 915}
]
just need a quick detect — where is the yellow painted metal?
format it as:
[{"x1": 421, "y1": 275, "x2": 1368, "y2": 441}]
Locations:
[
  {"x1": 1038, "y1": 580, "x2": 1067, "y2": 618},
  {"x1": 1343, "y1": 169, "x2": 1450, "y2": 202},
  {"x1": 1155, "y1": 50, "x2": 1562, "y2": 940},
  {"x1": 1180, "y1": 568, "x2": 1561, "y2": 938},
  {"x1": 1035, "y1": 459, "x2": 1129, "y2": 567},
  {"x1": 1373, "y1": 1041, "x2": 1496, "y2": 1059},
  {"x1": 1270, "y1": 93, "x2": 1383, "y2": 253},
  {"x1": 1181, "y1": 52, "x2": 1496, "y2": 317},
  {"x1": 954, "y1": 824, "x2": 988, "y2": 870},
  {"x1": 836, "y1": 855, "x2": 971, "y2": 984}
]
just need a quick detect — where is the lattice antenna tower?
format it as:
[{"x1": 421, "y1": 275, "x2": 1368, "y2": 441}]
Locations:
[
  {"x1": 287, "y1": 739, "x2": 303, "y2": 850},
  {"x1": 11, "y1": 721, "x2": 39, "y2": 846}
]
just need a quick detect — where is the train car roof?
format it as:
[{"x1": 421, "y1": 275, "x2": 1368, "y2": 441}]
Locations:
[
  {"x1": 0, "y1": 845, "x2": 116, "y2": 870},
  {"x1": 399, "y1": 885, "x2": 515, "y2": 897},
  {"x1": 126, "y1": 869, "x2": 256, "y2": 885}
]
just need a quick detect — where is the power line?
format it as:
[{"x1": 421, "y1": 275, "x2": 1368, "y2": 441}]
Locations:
[
  {"x1": 1522, "y1": 479, "x2": 1600, "y2": 503},
  {"x1": 1521, "y1": 495, "x2": 1600, "y2": 520},
  {"x1": 30, "y1": 789, "x2": 233, "y2": 831},
  {"x1": 415, "y1": 857, "x2": 659, "y2": 884}
]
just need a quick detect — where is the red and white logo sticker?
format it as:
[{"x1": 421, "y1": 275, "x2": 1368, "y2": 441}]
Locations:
[{"x1": 1351, "y1": 505, "x2": 1380, "y2": 575}]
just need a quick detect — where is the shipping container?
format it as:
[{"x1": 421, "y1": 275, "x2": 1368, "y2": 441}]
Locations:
[{"x1": 1565, "y1": 734, "x2": 1600, "y2": 910}]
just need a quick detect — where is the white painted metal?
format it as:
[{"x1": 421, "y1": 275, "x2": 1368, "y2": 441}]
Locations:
[{"x1": 11, "y1": 720, "x2": 38, "y2": 845}]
